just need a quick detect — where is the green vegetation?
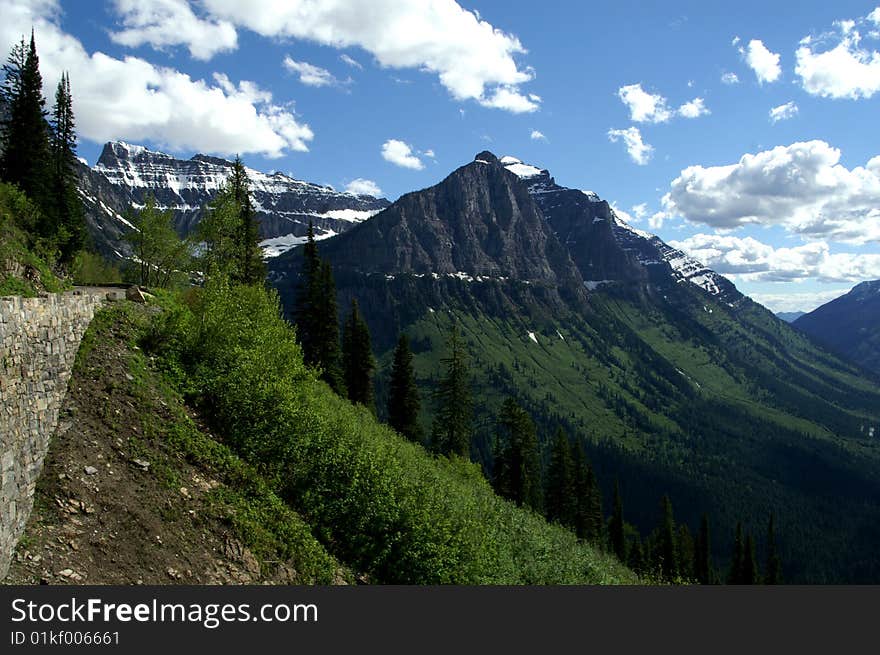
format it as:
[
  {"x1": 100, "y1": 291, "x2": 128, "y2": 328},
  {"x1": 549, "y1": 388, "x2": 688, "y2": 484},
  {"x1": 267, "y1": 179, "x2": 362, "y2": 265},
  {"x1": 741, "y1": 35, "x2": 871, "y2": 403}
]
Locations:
[
  {"x1": 124, "y1": 196, "x2": 192, "y2": 287},
  {"x1": 0, "y1": 182, "x2": 68, "y2": 296},
  {"x1": 387, "y1": 334, "x2": 423, "y2": 444},
  {"x1": 342, "y1": 298, "x2": 375, "y2": 411},
  {"x1": 2, "y1": 32, "x2": 85, "y2": 265},
  {"x1": 196, "y1": 156, "x2": 264, "y2": 286},
  {"x1": 430, "y1": 324, "x2": 474, "y2": 457},
  {"x1": 145, "y1": 282, "x2": 636, "y2": 584},
  {"x1": 293, "y1": 225, "x2": 345, "y2": 393},
  {"x1": 370, "y1": 286, "x2": 880, "y2": 583},
  {"x1": 79, "y1": 303, "x2": 346, "y2": 583},
  {"x1": 492, "y1": 397, "x2": 543, "y2": 513}
]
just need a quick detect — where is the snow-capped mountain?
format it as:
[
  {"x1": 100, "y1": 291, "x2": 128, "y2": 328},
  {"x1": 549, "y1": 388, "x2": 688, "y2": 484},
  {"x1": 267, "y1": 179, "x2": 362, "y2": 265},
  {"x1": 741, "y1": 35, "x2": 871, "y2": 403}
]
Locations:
[
  {"x1": 77, "y1": 141, "x2": 389, "y2": 260},
  {"x1": 499, "y1": 155, "x2": 742, "y2": 306}
]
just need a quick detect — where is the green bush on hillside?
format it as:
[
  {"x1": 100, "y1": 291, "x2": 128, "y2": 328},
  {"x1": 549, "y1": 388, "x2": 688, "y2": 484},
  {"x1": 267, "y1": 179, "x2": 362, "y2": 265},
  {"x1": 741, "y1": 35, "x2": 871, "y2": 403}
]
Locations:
[
  {"x1": 0, "y1": 182, "x2": 68, "y2": 295},
  {"x1": 147, "y1": 281, "x2": 636, "y2": 584}
]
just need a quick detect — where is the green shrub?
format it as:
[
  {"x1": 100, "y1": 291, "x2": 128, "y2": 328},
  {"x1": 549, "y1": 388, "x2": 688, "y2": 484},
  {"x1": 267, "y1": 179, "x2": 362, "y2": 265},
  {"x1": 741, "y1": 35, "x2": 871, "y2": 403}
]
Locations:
[{"x1": 147, "y1": 282, "x2": 637, "y2": 584}]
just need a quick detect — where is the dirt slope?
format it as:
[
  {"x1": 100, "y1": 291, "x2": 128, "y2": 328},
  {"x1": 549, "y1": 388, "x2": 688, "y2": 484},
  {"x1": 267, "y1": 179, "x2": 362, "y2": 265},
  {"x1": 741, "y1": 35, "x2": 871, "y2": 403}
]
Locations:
[{"x1": 5, "y1": 302, "x2": 346, "y2": 585}]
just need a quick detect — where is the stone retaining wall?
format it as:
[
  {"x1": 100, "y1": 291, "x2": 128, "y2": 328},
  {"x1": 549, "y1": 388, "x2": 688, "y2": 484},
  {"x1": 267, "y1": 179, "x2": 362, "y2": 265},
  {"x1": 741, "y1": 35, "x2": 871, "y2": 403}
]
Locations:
[{"x1": 0, "y1": 291, "x2": 104, "y2": 579}]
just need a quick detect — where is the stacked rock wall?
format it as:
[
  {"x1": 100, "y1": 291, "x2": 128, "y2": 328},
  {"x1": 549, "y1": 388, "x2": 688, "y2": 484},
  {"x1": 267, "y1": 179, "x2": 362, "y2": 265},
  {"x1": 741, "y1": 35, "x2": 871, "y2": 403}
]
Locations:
[{"x1": 0, "y1": 292, "x2": 104, "y2": 579}]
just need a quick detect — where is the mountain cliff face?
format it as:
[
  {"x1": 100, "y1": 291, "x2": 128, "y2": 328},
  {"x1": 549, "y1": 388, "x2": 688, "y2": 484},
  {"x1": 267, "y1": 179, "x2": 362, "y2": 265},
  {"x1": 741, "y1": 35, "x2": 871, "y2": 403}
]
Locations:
[
  {"x1": 270, "y1": 151, "x2": 880, "y2": 583},
  {"x1": 76, "y1": 141, "x2": 389, "y2": 260},
  {"x1": 795, "y1": 281, "x2": 880, "y2": 375},
  {"x1": 498, "y1": 156, "x2": 741, "y2": 306}
]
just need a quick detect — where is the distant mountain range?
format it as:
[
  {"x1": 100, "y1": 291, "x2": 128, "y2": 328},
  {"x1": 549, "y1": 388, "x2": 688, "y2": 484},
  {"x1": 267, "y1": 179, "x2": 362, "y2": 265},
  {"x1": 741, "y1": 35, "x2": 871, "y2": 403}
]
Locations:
[
  {"x1": 795, "y1": 281, "x2": 880, "y2": 376},
  {"x1": 75, "y1": 141, "x2": 389, "y2": 260},
  {"x1": 269, "y1": 151, "x2": 880, "y2": 583},
  {"x1": 75, "y1": 144, "x2": 880, "y2": 582}
]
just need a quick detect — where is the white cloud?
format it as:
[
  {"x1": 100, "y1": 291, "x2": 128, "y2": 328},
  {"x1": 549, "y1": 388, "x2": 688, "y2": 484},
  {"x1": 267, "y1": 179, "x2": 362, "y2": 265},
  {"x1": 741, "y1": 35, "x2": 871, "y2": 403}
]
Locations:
[
  {"x1": 283, "y1": 57, "x2": 342, "y2": 87},
  {"x1": 339, "y1": 53, "x2": 362, "y2": 70},
  {"x1": 381, "y1": 139, "x2": 424, "y2": 170},
  {"x1": 648, "y1": 211, "x2": 668, "y2": 229},
  {"x1": 740, "y1": 39, "x2": 782, "y2": 83},
  {"x1": 423, "y1": 149, "x2": 436, "y2": 158},
  {"x1": 795, "y1": 10, "x2": 880, "y2": 100},
  {"x1": 668, "y1": 233, "x2": 880, "y2": 284},
  {"x1": 109, "y1": 0, "x2": 237, "y2": 61},
  {"x1": 345, "y1": 178, "x2": 382, "y2": 197},
  {"x1": 608, "y1": 127, "x2": 653, "y2": 165},
  {"x1": 197, "y1": 0, "x2": 538, "y2": 113},
  {"x1": 618, "y1": 84, "x2": 709, "y2": 121},
  {"x1": 631, "y1": 203, "x2": 648, "y2": 220},
  {"x1": 663, "y1": 141, "x2": 880, "y2": 244},
  {"x1": 749, "y1": 288, "x2": 851, "y2": 314},
  {"x1": 530, "y1": 129, "x2": 547, "y2": 141},
  {"x1": 0, "y1": 0, "x2": 313, "y2": 157},
  {"x1": 617, "y1": 84, "x2": 672, "y2": 123},
  {"x1": 678, "y1": 97, "x2": 710, "y2": 118},
  {"x1": 479, "y1": 85, "x2": 539, "y2": 113},
  {"x1": 769, "y1": 101, "x2": 799, "y2": 123},
  {"x1": 721, "y1": 71, "x2": 740, "y2": 84}
]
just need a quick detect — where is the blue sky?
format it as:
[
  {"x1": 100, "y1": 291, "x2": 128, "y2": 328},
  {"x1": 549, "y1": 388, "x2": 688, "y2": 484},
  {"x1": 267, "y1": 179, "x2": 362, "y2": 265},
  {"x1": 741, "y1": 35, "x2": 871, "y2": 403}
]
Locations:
[{"x1": 3, "y1": 0, "x2": 880, "y2": 312}]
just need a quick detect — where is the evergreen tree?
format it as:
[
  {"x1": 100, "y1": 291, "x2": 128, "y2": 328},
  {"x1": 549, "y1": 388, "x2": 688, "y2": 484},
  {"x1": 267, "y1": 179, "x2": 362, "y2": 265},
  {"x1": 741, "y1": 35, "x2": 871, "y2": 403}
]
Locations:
[
  {"x1": 387, "y1": 334, "x2": 423, "y2": 443},
  {"x1": 198, "y1": 157, "x2": 264, "y2": 284},
  {"x1": 314, "y1": 260, "x2": 345, "y2": 394},
  {"x1": 493, "y1": 397, "x2": 542, "y2": 512},
  {"x1": 49, "y1": 72, "x2": 85, "y2": 261},
  {"x1": 572, "y1": 440, "x2": 602, "y2": 542},
  {"x1": 342, "y1": 298, "x2": 375, "y2": 410},
  {"x1": 627, "y1": 534, "x2": 644, "y2": 573},
  {"x1": 294, "y1": 222, "x2": 322, "y2": 367},
  {"x1": 677, "y1": 523, "x2": 695, "y2": 581},
  {"x1": 1, "y1": 32, "x2": 49, "y2": 210},
  {"x1": 609, "y1": 479, "x2": 626, "y2": 562},
  {"x1": 658, "y1": 494, "x2": 677, "y2": 581},
  {"x1": 728, "y1": 522, "x2": 745, "y2": 584},
  {"x1": 227, "y1": 156, "x2": 265, "y2": 285},
  {"x1": 694, "y1": 513, "x2": 712, "y2": 585},
  {"x1": 764, "y1": 513, "x2": 782, "y2": 585},
  {"x1": 742, "y1": 533, "x2": 758, "y2": 585},
  {"x1": 544, "y1": 428, "x2": 576, "y2": 528},
  {"x1": 431, "y1": 324, "x2": 473, "y2": 458},
  {"x1": 198, "y1": 186, "x2": 240, "y2": 278}
]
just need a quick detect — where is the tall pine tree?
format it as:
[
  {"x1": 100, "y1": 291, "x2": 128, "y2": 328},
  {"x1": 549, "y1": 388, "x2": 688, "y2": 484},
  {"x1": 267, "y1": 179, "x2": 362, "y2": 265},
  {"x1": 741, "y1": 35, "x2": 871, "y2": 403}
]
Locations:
[
  {"x1": 294, "y1": 222, "x2": 322, "y2": 367},
  {"x1": 609, "y1": 479, "x2": 626, "y2": 562},
  {"x1": 314, "y1": 260, "x2": 345, "y2": 394},
  {"x1": 572, "y1": 440, "x2": 603, "y2": 543},
  {"x1": 387, "y1": 334, "x2": 423, "y2": 443},
  {"x1": 658, "y1": 494, "x2": 677, "y2": 581},
  {"x1": 1, "y1": 32, "x2": 50, "y2": 219},
  {"x1": 764, "y1": 512, "x2": 782, "y2": 585},
  {"x1": 492, "y1": 397, "x2": 542, "y2": 512},
  {"x1": 431, "y1": 324, "x2": 473, "y2": 457},
  {"x1": 228, "y1": 156, "x2": 265, "y2": 285},
  {"x1": 544, "y1": 428, "x2": 576, "y2": 528},
  {"x1": 694, "y1": 513, "x2": 712, "y2": 585},
  {"x1": 742, "y1": 533, "x2": 758, "y2": 585},
  {"x1": 342, "y1": 298, "x2": 375, "y2": 410},
  {"x1": 728, "y1": 522, "x2": 745, "y2": 584},
  {"x1": 49, "y1": 71, "x2": 85, "y2": 262}
]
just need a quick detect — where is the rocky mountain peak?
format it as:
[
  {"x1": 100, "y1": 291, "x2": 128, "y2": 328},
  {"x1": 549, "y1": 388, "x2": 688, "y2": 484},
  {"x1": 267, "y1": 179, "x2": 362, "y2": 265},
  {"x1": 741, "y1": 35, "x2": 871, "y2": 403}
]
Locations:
[
  {"x1": 78, "y1": 141, "x2": 390, "y2": 261},
  {"x1": 474, "y1": 150, "x2": 500, "y2": 164}
]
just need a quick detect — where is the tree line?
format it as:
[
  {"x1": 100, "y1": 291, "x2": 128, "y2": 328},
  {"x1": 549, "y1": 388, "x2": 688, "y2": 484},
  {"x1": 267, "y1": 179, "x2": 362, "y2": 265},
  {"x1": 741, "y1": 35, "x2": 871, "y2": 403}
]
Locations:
[{"x1": 293, "y1": 234, "x2": 786, "y2": 584}]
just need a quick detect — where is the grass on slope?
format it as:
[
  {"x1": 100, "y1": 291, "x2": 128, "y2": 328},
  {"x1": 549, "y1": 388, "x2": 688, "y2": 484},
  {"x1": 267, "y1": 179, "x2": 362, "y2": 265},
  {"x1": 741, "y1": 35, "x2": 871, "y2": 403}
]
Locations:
[{"x1": 145, "y1": 282, "x2": 637, "y2": 584}]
